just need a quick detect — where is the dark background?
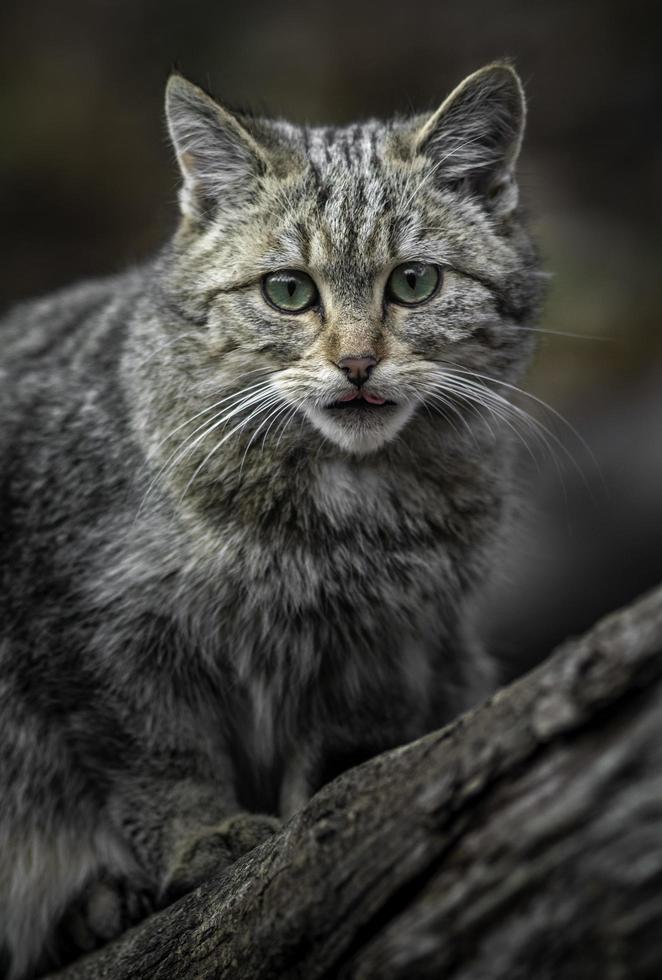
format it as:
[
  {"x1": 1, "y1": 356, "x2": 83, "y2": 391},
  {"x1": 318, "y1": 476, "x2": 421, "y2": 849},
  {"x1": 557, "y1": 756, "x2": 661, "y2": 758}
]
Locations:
[{"x1": 1, "y1": 0, "x2": 660, "y2": 676}]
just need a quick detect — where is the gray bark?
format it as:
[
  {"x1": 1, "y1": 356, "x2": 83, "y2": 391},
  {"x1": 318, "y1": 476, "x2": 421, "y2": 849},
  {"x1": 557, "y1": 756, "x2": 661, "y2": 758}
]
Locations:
[{"x1": 49, "y1": 584, "x2": 662, "y2": 979}]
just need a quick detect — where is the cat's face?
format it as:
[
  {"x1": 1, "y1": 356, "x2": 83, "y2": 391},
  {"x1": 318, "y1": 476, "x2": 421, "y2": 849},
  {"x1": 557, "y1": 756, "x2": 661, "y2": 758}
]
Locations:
[{"x1": 159, "y1": 66, "x2": 541, "y2": 457}]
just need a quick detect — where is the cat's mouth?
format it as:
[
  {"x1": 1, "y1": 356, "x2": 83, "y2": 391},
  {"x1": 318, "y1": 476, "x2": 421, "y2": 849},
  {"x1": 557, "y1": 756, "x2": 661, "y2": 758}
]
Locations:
[
  {"x1": 306, "y1": 389, "x2": 414, "y2": 452},
  {"x1": 326, "y1": 391, "x2": 397, "y2": 411}
]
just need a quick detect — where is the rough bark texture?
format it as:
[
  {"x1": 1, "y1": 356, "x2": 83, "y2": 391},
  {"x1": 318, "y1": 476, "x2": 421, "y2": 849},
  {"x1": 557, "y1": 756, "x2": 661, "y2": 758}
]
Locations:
[{"x1": 48, "y1": 584, "x2": 662, "y2": 979}]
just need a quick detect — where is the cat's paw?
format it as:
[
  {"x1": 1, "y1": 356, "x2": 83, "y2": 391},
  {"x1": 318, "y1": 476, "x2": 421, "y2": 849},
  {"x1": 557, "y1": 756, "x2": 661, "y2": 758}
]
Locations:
[
  {"x1": 162, "y1": 812, "x2": 281, "y2": 903},
  {"x1": 55, "y1": 873, "x2": 154, "y2": 959}
]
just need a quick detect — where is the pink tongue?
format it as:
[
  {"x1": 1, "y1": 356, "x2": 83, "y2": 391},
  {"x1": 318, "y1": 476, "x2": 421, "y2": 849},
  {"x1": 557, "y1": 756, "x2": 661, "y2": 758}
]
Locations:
[{"x1": 337, "y1": 390, "x2": 386, "y2": 405}]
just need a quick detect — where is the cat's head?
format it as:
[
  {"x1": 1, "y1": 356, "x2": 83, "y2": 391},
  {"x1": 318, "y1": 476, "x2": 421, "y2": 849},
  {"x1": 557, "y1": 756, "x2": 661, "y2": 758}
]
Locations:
[{"x1": 158, "y1": 64, "x2": 541, "y2": 458}]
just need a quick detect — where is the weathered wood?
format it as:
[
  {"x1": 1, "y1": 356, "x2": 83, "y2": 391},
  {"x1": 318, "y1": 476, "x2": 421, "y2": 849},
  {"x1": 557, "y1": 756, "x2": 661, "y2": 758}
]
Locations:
[{"x1": 48, "y1": 585, "x2": 662, "y2": 979}]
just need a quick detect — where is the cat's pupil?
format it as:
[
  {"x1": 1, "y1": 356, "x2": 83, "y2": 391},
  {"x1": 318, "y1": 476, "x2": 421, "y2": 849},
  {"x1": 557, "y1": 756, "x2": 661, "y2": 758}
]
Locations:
[
  {"x1": 406, "y1": 271, "x2": 417, "y2": 291},
  {"x1": 287, "y1": 280, "x2": 296, "y2": 297}
]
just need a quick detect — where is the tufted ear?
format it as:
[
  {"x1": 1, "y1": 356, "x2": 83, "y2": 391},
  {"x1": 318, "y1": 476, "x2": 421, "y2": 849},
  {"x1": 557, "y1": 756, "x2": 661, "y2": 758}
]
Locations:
[
  {"x1": 413, "y1": 63, "x2": 526, "y2": 217},
  {"x1": 165, "y1": 74, "x2": 269, "y2": 221}
]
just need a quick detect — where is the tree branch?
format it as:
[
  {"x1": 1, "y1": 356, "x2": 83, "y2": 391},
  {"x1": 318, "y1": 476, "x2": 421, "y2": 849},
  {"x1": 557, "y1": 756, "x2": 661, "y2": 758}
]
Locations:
[{"x1": 49, "y1": 584, "x2": 662, "y2": 979}]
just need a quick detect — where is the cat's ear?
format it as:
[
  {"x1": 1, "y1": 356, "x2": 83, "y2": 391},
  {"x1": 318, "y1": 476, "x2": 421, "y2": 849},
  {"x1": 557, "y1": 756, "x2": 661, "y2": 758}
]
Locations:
[
  {"x1": 165, "y1": 74, "x2": 269, "y2": 221},
  {"x1": 413, "y1": 63, "x2": 525, "y2": 216}
]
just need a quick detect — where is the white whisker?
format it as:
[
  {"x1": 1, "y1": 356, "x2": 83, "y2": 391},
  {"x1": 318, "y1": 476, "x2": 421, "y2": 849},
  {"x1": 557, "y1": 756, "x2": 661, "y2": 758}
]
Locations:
[
  {"x1": 260, "y1": 401, "x2": 295, "y2": 452},
  {"x1": 441, "y1": 364, "x2": 600, "y2": 486},
  {"x1": 135, "y1": 378, "x2": 277, "y2": 517},
  {"x1": 178, "y1": 393, "x2": 284, "y2": 502},
  {"x1": 426, "y1": 374, "x2": 569, "y2": 491},
  {"x1": 401, "y1": 133, "x2": 488, "y2": 211},
  {"x1": 152, "y1": 371, "x2": 271, "y2": 452},
  {"x1": 423, "y1": 379, "x2": 541, "y2": 471},
  {"x1": 237, "y1": 397, "x2": 292, "y2": 479},
  {"x1": 414, "y1": 384, "x2": 477, "y2": 445},
  {"x1": 505, "y1": 325, "x2": 613, "y2": 341},
  {"x1": 275, "y1": 398, "x2": 307, "y2": 451}
]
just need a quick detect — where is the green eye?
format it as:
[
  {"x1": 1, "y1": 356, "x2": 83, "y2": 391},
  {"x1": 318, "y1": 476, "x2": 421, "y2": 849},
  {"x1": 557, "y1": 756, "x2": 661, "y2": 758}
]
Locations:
[
  {"x1": 386, "y1": 262, "x2": 441, "y2": 306},
  {"x1": 262, "y1": 269, "x2": 319, "y2": 313}
]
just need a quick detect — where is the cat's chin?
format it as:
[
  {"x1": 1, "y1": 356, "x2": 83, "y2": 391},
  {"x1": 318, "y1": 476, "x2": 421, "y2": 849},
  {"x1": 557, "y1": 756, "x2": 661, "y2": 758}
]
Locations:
[{"x1": 304, "y1": 402, "x2": 415, "y2": 455}]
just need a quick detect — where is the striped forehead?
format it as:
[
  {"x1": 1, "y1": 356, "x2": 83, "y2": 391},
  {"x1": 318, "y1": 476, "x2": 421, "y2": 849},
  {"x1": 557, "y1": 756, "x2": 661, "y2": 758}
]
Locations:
[
  {"x1": 303, "y1": 122, "x2": 383, "y2": 171},
  {"x1": 297, "y1": 123, "x2": 396, "y2": 270}
]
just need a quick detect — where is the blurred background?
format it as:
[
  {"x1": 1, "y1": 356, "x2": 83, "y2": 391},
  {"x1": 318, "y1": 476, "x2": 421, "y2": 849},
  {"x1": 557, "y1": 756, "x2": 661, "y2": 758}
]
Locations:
[{"x1": 1, "y1": 0, "x2": 660, "y2": 677}]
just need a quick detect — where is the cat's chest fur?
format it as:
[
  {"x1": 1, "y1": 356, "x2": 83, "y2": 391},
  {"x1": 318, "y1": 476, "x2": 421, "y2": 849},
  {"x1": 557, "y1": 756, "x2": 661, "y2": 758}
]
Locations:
[
  {"x1": 132, "y1": 446, "x2": 500, "y2": 776},
  {"x1": 174, "y1": 448, "x2": 483, "y2": 648}
]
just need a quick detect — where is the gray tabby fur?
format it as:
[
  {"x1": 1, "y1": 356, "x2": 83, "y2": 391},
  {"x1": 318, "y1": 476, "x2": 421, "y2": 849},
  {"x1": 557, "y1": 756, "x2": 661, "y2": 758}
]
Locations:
[{"x1": 0, "y1": 63, "x2": 542, "y2": 978}]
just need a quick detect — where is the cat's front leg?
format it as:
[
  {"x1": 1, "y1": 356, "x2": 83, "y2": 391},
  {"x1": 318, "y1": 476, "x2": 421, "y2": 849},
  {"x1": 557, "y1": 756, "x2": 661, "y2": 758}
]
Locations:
[
  {"x1": 54, "y1": 871, "x2": 155, "y2": 962},
  {"x1": 107, "y1": 773, "x2": 281, "y2": 907},
  {"x1": 48, "y1": 793, "x2": 279, "y2": 973},
  {"x1": 161, "y1": 811, "x2": 281, "y2": 902}
]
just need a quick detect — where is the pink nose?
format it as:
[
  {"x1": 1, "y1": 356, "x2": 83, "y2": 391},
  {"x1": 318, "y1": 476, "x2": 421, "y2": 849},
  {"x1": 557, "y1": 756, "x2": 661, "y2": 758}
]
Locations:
[{"x1": 337, "y1": 355, "x2": 378, "y2": 387}]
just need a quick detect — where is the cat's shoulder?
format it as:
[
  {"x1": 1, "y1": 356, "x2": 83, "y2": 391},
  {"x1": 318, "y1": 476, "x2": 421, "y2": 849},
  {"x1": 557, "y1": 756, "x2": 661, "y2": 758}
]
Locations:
[{"x1": 0, "y1": 267, "x2": 148, "y2": 368}]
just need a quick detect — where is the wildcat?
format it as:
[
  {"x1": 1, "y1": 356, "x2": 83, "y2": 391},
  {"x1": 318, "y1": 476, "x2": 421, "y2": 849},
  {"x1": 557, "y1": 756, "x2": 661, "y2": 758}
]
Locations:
[{"x1": 0, "y1": 62, "x2": 542, "y2": 978}]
